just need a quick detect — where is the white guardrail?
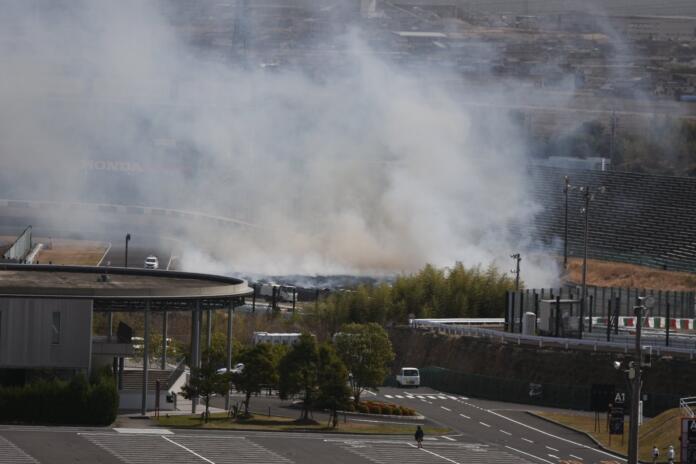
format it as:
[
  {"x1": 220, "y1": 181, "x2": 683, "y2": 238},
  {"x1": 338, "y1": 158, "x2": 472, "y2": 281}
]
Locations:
[{"x1": 410, "y1": 319, "x2": 696, "y2": 359}]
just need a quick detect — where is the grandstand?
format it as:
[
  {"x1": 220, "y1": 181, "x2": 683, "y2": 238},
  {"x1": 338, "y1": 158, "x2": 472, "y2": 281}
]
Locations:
[{"x1": 530, "y1": 166, "x2": 696, "y2": 273}]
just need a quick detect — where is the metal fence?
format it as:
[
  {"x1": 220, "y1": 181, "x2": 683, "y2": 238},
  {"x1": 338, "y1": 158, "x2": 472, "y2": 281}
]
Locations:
[{"x1": 508, "y1": 287, "x2": 696, "y2": 320}]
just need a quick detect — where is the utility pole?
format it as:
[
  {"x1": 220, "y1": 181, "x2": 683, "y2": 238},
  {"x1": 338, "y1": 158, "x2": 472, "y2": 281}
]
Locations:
[
  {"x1": 627, "y1": 296, "x2": 652, "y2": 464},
  {"x1": 609, "y1": 111, "x2": 617, "y2": 167},
  {"x1": 511, "y1": 253, "x2": 522, "y2": 291},
  {"x1": 564, "y1": 176, "x2": 571, "y2": 268},
  {"x1": 125, "y1": 233, "x2": 131, "y2": 268}
]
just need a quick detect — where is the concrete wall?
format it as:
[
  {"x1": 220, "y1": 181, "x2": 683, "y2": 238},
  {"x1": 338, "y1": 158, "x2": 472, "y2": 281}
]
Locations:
[{"x1": 0, "y1": 298, "x2": 92, "y2": 369}]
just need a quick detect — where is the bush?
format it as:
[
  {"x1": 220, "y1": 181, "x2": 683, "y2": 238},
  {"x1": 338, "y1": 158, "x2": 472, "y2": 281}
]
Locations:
[
  {"x1": 357, "y1": 403, "x2": 369, "y2": 414},
  {"x1": 400, "y1": 406, "x2": 415, "y2": 416},
  {"x1": 382, "y1": 405, "x2": 394, "y2": 415},
  {"x1": 391, "y1": 407, "x2": 402, "y2": 415},
  {"x1": 0, "y1": 372, "x2": 118, "y2": 425},
  {"x1": 368, "y1": 404, "x2": 382, "y2": 414}
]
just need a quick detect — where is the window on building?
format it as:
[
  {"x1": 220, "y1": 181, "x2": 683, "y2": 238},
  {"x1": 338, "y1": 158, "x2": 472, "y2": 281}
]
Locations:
[{"x1": 52, "y1": 312, "x2": 61, "y2": 344}]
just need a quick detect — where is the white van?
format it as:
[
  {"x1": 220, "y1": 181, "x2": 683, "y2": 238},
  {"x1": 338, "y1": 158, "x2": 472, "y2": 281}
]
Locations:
[{"x1": 396, "y1": 367, "x2": 420, "y2": 387}]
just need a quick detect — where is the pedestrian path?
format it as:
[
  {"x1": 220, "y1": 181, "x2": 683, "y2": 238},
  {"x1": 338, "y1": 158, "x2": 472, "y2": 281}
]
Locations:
[
  {"x1": 82, "y1": 432, "x2": 292, "y2": 464},
  {"x1": 330, "y1": 439, "x2": 532, "y2": 464},
  {"x1": 0, "y1": 435, "x2": 38, "y2": 464}
]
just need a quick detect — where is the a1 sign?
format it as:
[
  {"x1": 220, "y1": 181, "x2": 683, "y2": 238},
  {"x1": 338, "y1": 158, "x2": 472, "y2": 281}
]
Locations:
[
  {"x1": 681, "y1": 418, "x2": 696, "y2": 464},
  {"x1": 614, "y1": 392, "x2": 626, "y2": 405}
]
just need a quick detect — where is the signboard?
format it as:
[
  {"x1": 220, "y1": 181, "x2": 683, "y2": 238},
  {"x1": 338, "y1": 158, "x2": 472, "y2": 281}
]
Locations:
[
  {"x1": 609, "y1": 392, "x2": 625, "y2": 435},
  {"x1": 682, "y1": 418, "x2": 696, "y2": 464},
  {"x1": 591, "y1": 384, "x2": 615, "y2": 412}
]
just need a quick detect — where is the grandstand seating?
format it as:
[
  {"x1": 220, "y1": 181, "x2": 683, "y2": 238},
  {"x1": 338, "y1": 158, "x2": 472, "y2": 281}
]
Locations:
[{"x1": 530, "y1": 166, "x2": 696, "y2": 273}]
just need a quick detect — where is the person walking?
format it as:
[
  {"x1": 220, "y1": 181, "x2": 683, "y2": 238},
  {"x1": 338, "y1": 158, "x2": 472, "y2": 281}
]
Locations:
[
  {"x1": 652, "y1": 445, "x2": 659, "y2": 463},
  {"x1": 667, "y1": 444, "x2": 675, "y2": 463},
  {"x1": 415, "y1": 425, "x2": 424, "y2": 448}
]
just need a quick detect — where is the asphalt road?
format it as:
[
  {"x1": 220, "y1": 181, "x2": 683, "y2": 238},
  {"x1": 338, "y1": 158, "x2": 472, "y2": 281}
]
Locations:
[
  {"x1": 0, "y1": 387, "x2": 630, "y2": 463},
  {"x1": 373, "y1": 386, "x2": 626, "y2": 464}
]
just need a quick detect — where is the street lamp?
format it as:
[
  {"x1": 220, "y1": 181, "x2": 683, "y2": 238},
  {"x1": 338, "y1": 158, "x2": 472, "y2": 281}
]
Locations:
[
  {"x1": 125, "y1": 233, "x2": 131, "y2": 268},
  {"x1": 578, "y1": 185, "x2": 606, "y2": 338}
]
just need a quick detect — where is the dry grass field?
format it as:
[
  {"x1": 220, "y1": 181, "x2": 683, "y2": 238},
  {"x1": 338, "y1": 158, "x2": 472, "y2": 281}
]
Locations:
[
  {"x1": 565, "y1": 258, "x2": 696, "y2": 291},
  {"x1": 34, "y1": 238, "x2": 108, "y2": 265}
]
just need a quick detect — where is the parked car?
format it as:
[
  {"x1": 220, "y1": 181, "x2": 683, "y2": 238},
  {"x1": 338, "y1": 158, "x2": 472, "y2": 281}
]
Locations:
[
  {"x1": 144, "y1": 255, "x2": 159, "y2": 269},
  {"x1": 216, "y1": 363, "x2": 244, "y2": 375}
]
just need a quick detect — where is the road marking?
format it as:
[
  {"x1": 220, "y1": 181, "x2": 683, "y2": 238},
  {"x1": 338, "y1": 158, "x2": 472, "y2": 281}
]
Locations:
[
  {"x1": 113, "y1": 428, "x2": 173, "y2": 435},
  {"x1": 459, "y1": 397, "x2": 469, "y2": 400},
  {"x1": 489, "y1": 410, "x2": 627, "y2": 461},
  {"x1": 427, "y1": 395, "x2": 439, "y2": 399},
  {"x1": 407, "y1": 443, "x2": 462, "y2": 464},
  {"x1": 437, "y1": 395, "x2": 448, "y2": 399},
  {"x1": 505, "y1": 445, "x2": 555, "y2": 464},
  {"x1": 569, "y1": 454, "x2": 584, "y2": 460},
  {"x1": 384, "y1": 395, "x2": 394, "y2": 398},
  {"x1": 499, "y1": 429, "x2": 512, "y2": 436},
  {"x1": 522, "y1": 438, "x2": 534, "y2": 443},
  {"x1": 548, "y1": 454, "x2": 560, "y2": 460},
  {"x1": 0, "y1": 436, "x2": 38, "y2": 463},
  {"x1": 479, "y1": 422, "x2": 491, "y2": 427},
  {"x1": 459, "y1": 413, "x2": 470, "y2": 419},
  {"x1": 441, "y1": 406, "x2": 452, "y2": 412},
  {"x1": 395, "y1": 395, "x2": 404, "y2": 399},
  {"x1": 163, "y1": 436, "x2": 216, "y2": 464},
  {"x1": 546, "y1": 446, "x2": 559, "y2": 452},
  {"x1": 364, "y1": 390, "x2": 377, "y2": 396},
  {"x1": 416, "y1": 395, "x2": 425, "y2": 399},
  {"x1": 441, "y1": 436, "x2": 456, "y2": 441}
]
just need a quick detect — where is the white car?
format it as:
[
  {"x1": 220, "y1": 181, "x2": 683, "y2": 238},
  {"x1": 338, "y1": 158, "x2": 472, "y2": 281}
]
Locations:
[
  {"x1": 217, "y1": 363, "x2": 245, "y2": 375},
  {"x1": 396, "y1": 367, "x2": 420, "y2": 387},
  {"x1": 144, "y1": 255, "x2": 159, "y2": 269}
]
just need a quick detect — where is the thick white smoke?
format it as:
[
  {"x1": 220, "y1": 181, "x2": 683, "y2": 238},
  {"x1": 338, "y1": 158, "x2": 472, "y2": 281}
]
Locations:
[{"x1": 0, "y1": 1, "x2": 559, "y2": 286}]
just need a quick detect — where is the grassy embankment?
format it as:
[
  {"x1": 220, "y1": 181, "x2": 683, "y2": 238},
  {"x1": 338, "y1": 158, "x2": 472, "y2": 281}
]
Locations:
[
  {"x1": 537, "y1": 408, "x2": 684, "y2": 461},
  {"x1": 157, "y1": 412, "x2": 449, "y2": 435}
]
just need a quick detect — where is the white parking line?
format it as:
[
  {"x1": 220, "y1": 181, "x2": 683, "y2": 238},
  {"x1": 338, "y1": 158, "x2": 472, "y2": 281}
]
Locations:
[
  {"x1": 545, "y1": 446, "x2": 559, "y2": 452},
  {"x1": 416, "y1": 395, "x2": 425, "y2": 399},
  {"x1": 548, "y1": 454, "x2": 560, "y2": 460},
  {"x1": 505, "y1": 445, "x2": 554, "y2": 464},
  {"x1": 499, "y1": 429, "x2": 512, "y2": 436},
  {"x1": 384, "y1": 395, "x2": 394, "y2": 399},
  {"x1": 441, "y1": 436, "x2": 456, "y2": 441},
  {"x1": 395, "y1": 395, "x2": 404, "y2": 399},
  {"x1": 441, "y1": 406, "x2": 452, "y2": 412},
  {"x1": 459, "y1": 414, "x2": 470, "y2": 419},
  {"x1": 521, "y1": 438, "x2": 534, "y2": 443},
  {"x1": 459, "y1": 397, "x2": 469, "y2": 400},
  {"x1": 437, "y1": 396, "x2": 448, "y2": 399},
  {"x1": 479, "y1": 422, "x2": 491, "y2": 427},
  {"x1": 162, "y1": 436, "x2": 215, "y2": 464},
  {"x1": 569, "y1": 454, "x2": 584, "y2": 460}
]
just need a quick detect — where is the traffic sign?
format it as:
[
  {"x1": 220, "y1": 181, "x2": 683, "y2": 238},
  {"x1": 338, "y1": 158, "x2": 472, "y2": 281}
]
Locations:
[{"x1": 610, "y1": 405, "x2": 624, "y2": 435}]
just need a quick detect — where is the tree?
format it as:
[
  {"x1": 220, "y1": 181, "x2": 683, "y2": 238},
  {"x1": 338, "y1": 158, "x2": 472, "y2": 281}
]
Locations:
[
  {"x1": 317, "y1": 344, "x2": 351, "y2": 428},
  {"x1": 278, "y1": 334, "x2": 319, "y2": 421},
  {"x1": 180, "y1": 350, "x2": 229, "y2": 422},
  {"x1": 334, "y1": 323, "x2": 394, "y2": 407},
  {"x1": 232, "y1": 343, "x2": 277, "y2": 417}
]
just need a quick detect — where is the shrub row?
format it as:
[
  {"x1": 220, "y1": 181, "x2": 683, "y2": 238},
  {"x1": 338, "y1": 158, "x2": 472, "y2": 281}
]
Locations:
[
  {"x1": 351, "y1": 400, "x2": 416, "y2": 416},
  {"x1": 0, "y1": 372, "x2": 118, "y2": 425}
]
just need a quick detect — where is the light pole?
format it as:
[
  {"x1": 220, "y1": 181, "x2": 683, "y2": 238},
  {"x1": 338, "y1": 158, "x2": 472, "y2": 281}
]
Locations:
[
  {"x1": 125, "y1": 233, "x2": 131, "y2": 268},
  {"x1": 578, "y1": 185, "x2": 606, "y2": 338},
  {"x1": 564, "y1": 176, "x2": 570, "y2": 268},
  {"x1": 511, "y1": 253, "x2": 521, "y2": 291}
]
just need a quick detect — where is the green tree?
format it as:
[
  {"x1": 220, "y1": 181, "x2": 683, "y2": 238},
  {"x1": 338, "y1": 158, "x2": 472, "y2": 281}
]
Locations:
[
  {"x1": 278, "y1": 334, "x2": 319, "y2": 421},
  {"x1": 181, "y1": 350, "x2": 229, "y2": 422},
  {"x1": 232, "y1": 343, "x2": 277, "y2": 416},
  {"x1": 317, "y1": 344, "x2": 351, "y2": 428},
  {"x1": 334, "y1": 323, "x2": 394, "y2": 407}
]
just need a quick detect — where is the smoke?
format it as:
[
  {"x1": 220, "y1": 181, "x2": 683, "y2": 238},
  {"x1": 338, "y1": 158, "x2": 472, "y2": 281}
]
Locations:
[{"x1": 0, "y1": 0, "x2": 561, "y2": 287}]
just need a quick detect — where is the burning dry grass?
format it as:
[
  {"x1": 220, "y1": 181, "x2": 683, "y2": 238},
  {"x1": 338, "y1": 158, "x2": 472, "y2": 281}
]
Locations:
[{"x1": 564, "y1": 258, "x2": 696, "y2": 291}]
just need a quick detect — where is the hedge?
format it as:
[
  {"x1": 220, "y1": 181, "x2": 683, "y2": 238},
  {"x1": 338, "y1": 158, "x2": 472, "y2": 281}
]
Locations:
[{"x1": 0, "y1": 371, "x2": 118, "y2": 425}]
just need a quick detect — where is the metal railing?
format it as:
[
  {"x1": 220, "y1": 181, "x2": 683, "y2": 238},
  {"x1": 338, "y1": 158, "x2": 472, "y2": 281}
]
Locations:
[
  {"x1": 681, "y1": 397, "x2": 696, "y2": 417},
  {"x1": 412, "y1": 320, "x2": 696, "y2": 359}
]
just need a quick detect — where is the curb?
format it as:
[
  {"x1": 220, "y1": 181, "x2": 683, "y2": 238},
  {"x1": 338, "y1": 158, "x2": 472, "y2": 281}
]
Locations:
[
  {"x1": 526, "y1": 411, "x2": 634, "y2": 462},
  {"x1": 338, "y1": 410, "x2": 425, "y2": 421}
]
